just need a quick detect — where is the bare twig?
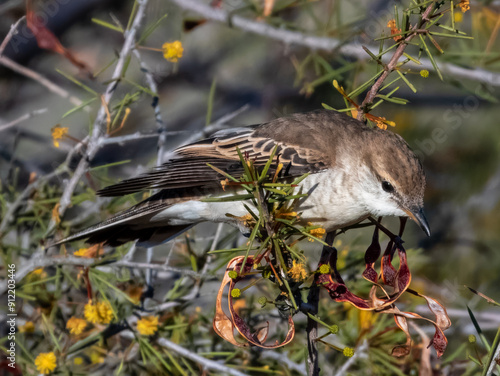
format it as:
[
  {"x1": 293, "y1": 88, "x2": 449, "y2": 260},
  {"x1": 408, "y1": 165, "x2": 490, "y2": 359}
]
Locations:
[
  {"x1": 0, "y1": 108, "x2": 47, "y2": 132},
  {"x1": 332, "y1": 339, "x2": 369, "y2": 376},
  {"x1": 0, "y1": 16, "x2": 26, "y2": 56},
  {"x1": 0, "y1": 138, "x2": 87, "y2": 235},
  {"x1": 0, "y1": 56, "x2": 83, "y2": 106},
  {"x1": 0, "y1": 253, "x2": 206, "y2": 294},
  {"x1": 487, "y1": 336, "x2": 500, "y2": 376},
  {"x1": 48, "y1": 0, "x2": 151, "y2": 236},
  {"x1": 121, "y1": 331, "x2": 249, "y2": 376},
  {"x1": 168, "y1": 0, "x2": 500, "y2": 87},
  {"x1": 0, "y1": 16, "x2": 82, "y2": 106},
  {"x1": 357, "y1": 3, "x2": 436, "y2": 120},
  {"x1": 97, "y1": 104, "x2": 249, "y2": 147},
  {"x1": 260, "y1": 351, "x2": 307, "y2": 375}
]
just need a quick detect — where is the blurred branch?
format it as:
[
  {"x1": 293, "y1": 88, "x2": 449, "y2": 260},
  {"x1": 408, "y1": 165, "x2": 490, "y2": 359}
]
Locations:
[
  {"x1": 332, "y1": 340, "x2": 369, "y2": 376},
  {"x1": 0, "y1": 253, "x2": 205, "y2": 295},
  {"x1": 48, "y1": 0, "x2": 151, "y2": 236},
  {"x1": 0, "y1": 108, "x2": 47, "y2": 132},
  {"x1": 0, "y1": 56, "x2": 84, "y2": 105},
  {"x1": 0, "y1": 16, "x2": 25, "y2": 55},
  {"x1": 97, "y1": 104, "x2": 250, "y2": 147},
  {"x1": 0, "y1": 138, "x2": 87, "y2": 236},
  {"x1": 121, "y1": 331, "x2": 250, "y2": 376},
  {"x1": 260, "y1": 351, "x2": 307, "y2": 375},
  {"x1": 169, "y1": 0, "x2": 500, "y2": 87}
]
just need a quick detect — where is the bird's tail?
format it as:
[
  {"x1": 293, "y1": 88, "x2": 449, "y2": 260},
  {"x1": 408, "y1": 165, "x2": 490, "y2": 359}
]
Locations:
[{"x1": 49, "y1": 197, "x2": 192, "y2": 247}]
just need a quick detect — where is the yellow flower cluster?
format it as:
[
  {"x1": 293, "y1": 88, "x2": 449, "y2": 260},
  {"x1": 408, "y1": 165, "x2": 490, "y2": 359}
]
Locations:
[
  {"x1": 459, "y1": 0, "x2": 470, "y2": 13},
  {"x1": 66, "y1": 317, "x2": 87, "y2": 335},
  {"x1": 308, "y1": 225, "x2": 326, "y2": 241},
  {"x1": 19, "y1": 321, "x2": 35, "y2": 333},
  {"x1": 162, "y1": 41, "x2": 183, "y2": 62},
  {"x1": 288, "y1": 260, "x2": 307, "y2": 282},
  {"x1": 51, "y1": 125, "x2": 68, "y2": 148},
  {"x1": 387, "y1": 19, "x2": 402, "y2": 41},
  {"x1": 84, "y1": 300, "x2": 114, "y2": 324},
  {"x1": 420, "y1": 70, "x2": 429, "y2": 78},
  {"x1": 343, "y1": 347, "x2": 355, "y2": 357},
  {"x1": 35, "y1": 352, "x2": 57, "y2": 374},
  {"x1": 137, "y1": 316, "x2": 159, "y2": 336}
]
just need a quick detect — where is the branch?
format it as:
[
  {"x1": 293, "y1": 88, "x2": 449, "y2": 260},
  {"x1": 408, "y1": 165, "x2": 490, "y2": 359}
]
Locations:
[
  {"x1": 0, "y1": 108, "x2": 47, "y2": 132},
  {"x1": 0, "y1": 138, "x2": 87, "y2": 235},
  {"x1": 121, "y1": 331, "x2": 250, "y2": 376},
  {"x1": 305, "y1": 232, "x2": 337, "y2": 376},
  {"x1": 357, "y1": 3, "x2": 435, "y2": 119},
  {"x1": 0, "y1": 253, "x2": 206, "y2": 294},
  {"x1": 168, "y1": 0, "x2": 500, "y2": 87},
  {"x1": 332, "y1": 340, "x2": 369, "y2": 376},
  {"x1": 0, "y1": 16, "x2": 25, "y2": 56},
  {"x1": 96, "y1": 104, "x2": 250, "y2": 147},
  {"x1": 48, "y1": 0, "x2": 150, "y2": 236}
]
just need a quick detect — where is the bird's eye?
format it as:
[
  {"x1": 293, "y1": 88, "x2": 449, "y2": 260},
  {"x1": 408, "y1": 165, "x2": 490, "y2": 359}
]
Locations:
[{"x1": 382, "y1": 181, "x2": 394, "y2": 193}]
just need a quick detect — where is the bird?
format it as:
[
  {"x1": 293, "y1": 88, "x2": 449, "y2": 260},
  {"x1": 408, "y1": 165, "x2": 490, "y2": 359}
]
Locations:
[{"x1": 52, "y1": 109, "x2": 430, "y2": 248}]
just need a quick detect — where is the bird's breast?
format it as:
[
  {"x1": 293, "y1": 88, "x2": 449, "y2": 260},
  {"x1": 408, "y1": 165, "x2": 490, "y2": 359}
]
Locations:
[{"x1": 294, "y1": 170, "x2": 370, "y2": 231}]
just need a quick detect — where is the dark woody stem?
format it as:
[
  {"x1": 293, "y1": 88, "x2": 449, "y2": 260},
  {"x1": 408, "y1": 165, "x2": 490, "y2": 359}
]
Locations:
[{"x1": 357, "y1": 3, "x2": 436, "y2": 121}]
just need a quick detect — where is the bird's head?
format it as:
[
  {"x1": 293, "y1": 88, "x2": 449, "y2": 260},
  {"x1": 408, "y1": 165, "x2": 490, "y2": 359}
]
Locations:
[{"x1": 356, "y1": 130, "x2": 430, "y2": 236}]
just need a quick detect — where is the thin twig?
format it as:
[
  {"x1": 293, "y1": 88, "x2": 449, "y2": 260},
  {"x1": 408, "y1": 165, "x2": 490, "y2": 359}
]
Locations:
[
  {"x1": 48, "y1": 0, "x2": 151, "y2": 237},
  {"x1": 168, "y1": 0, "x2": 500, "y2": 87},
  {"x1": 121, "y1": 331, "x2": 249, "y2": 376},
  {"x1": 0, "y1": 108, "x2": 48, "y2": 132},
  {"x1": 96, "y1": 104, "x2": 249, "y2": 147},
  {"x1": 0, "y1": 16, "x2": 26, "y2": 56},
  {"x1": 0, "y1": 254, "x2": 206, "y2": 294},
  {"x1": 357, "y1": 3, "x2": 436, "y2": 120},
  {"x1": 0, "y1": 56, "x2": 83, "y2": 106},
  {"x1": 0, "y1": 137, "x2": 87, "y2": 235},
  {"x1": 332, "y1": 339, "x2": 369, "y2": 376}
]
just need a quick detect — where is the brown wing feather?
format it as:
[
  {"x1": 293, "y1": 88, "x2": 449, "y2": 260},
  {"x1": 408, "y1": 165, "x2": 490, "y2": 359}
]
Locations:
[{"x1": 97, "y1": 122, "x2": 328, "y2": 197}]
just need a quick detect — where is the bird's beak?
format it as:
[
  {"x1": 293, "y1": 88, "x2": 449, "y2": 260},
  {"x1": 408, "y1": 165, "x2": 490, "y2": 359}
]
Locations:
[{"x1": 405, "y1": 207, "x2": 431, "y2": 237}]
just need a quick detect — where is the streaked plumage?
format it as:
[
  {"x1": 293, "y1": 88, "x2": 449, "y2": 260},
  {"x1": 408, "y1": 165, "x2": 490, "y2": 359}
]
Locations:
[{"x1": 53, "y1": 110, "x2": 429, "y2": 247}]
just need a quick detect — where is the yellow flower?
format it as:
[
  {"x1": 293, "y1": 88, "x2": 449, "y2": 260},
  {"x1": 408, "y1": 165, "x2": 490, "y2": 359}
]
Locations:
[
  {"x1": 308, "y1": 225, "x2": 326, "y2": 241},
  {"x1": 66, "y1": 317, "x2": 87, "y2": 335},
  {"x1": 358, "y1": 310, "x2": 377, "y2": 330},
  {"x1": 387, "y1": 19, "x2": 402, "y2": 41},
  {"x1": 35, "y1": 352, "x2": 57, "y2": 374},
  {"x1": 288, "y1": 260, "x2": 307, "y2": 282},
  {"x1": 19, "y1": 321, "x2": 35, "y2": 333},
  {"x1": 231, "y1": 288, "x2": 241, "y2": 298},
  {"x1": 319, "y1": 264, "x2": 330, "y2": 274},
  {"x1": 73, "y1": 244, "x2": 102, "y2": 258},
  {"x1": 459, "y1": 0, "x2": 470, "y2": 13},
  {"x1": 73, "y1": 357, "x2": 84, "y2": 365},
  {"x1": 84, "y1": 300, "x2": 114, "y2": 324},
  {"x1": 162, "y1": 41, "x2": 183, "y2": 62},
  {"x1": 343, "y1": 347, "x2": 355, "y2": 357},
  {"x1": 51, "y1": 125, "x2": 68, "y2": 148},
  {"x1": 90, "y1": 350, "x2": 104, "y2": 364},
  {"x1": 469, "y1": 334, "x2": 477, "y2": 343},
  {"x1": 28, "y1": 268, "x2": 47, "y2": 280},
  {"x1": 420, "y1": 69, "x2": 429, "y2": 78},
  {"x1": 51, "y1": 203, "x2": 61, "y2": 224},
  {"x1": 137, "y1": 316, "x2": 159, "y2": 336},
  {"x1": 454, "y1": 11, "x2": 463, "y2": 23}
]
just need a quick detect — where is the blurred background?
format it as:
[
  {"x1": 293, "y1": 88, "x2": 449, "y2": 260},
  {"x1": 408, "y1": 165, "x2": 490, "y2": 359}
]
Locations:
[{"x1": 1, "y1": 0, "x2": 500, "y2": 375}]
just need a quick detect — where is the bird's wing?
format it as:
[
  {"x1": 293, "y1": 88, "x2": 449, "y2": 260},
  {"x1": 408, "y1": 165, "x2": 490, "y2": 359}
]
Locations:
[{"x1": 97, "y1": 126, "x2": 328, "y2": 197}]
